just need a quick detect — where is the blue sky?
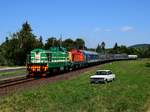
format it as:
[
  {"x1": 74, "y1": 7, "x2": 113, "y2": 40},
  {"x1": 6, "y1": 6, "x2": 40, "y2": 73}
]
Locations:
[{"x1": 0, "y1": 0, "x2": 150, "y2": 48}]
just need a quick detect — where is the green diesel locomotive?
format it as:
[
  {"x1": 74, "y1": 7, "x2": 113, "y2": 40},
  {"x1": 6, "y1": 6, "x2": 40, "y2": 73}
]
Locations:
[{"x1": 27, "y1": 47, "x2": 71, "y2": 76}]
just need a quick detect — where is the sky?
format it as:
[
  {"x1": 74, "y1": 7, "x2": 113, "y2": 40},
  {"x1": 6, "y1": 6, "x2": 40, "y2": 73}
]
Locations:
[{"x1": 0, "y1": 0, "x2": 150, "y2": 48}]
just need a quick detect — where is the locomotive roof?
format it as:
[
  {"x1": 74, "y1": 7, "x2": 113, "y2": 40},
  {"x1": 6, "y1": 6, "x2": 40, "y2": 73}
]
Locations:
[
  {"x1": 31, "y1": 48, "x2": 45, "y2": 52},
  {"x1": 31, "y1": 48, "x2": 50, "y2": 53}
]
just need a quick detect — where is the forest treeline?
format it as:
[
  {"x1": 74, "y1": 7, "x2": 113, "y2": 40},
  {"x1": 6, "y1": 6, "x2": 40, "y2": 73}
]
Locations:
[{"x1": 0, "y1": 22, "x2": 150, "y2": 66}]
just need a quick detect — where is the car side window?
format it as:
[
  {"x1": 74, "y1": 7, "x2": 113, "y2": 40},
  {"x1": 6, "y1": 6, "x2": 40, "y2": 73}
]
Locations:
[
  {"x1": 108, "y1": 71, "x2": 112, "y2": 75},
  {"x1": 107, "y1": 72, "x2": 109, "y2": 75}
]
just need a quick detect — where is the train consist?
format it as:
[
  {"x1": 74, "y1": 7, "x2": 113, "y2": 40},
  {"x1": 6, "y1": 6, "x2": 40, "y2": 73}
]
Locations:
[{"x1": 27, "y1": 47, "x2": 137, "y2": 77}]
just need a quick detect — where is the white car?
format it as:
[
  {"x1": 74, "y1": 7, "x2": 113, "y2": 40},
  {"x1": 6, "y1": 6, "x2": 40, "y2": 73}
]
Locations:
[{"x1": 90, "y1": 70, "x2": 115, "y2": 83}]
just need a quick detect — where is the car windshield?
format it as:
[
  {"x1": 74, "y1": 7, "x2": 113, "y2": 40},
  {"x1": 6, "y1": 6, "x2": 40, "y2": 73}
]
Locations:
[{"x1": 96, "y1": 71, "x2": 108, "y2": 75}]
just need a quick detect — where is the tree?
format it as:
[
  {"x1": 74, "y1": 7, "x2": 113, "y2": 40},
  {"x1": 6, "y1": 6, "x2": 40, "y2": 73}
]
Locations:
[
  {"x1": 119, "y1": 45, "x2": 128, "y2": 54},
  {"x1": 75, "y1": 38, "x2": 85, "y2": 49},
  {"x1": 38, "y1": 36, "x2": 44, "y2": 48},
  {"x1": 5, "y1": 37, "x2": 9, "y2": 43},
  {"x1": 0, "y1": 52, "x2": 7, "y2": 65},
  {"x1": 0, "y1": 35, "x2": 20, "y2": 65},
  {"x1": 113, "y1": 42, "x2": 119, "y2": 53},
  {"x1": 16, "y1": 21, "x2": 39, "y2": 65},
  {"x1": 96, "y1": 44, "x2": 102, "y2": 53},
  {"x1": 0, "y1": 21, "x2": 39, "y2": 65},
  {"x1": 62, "y1": 38, "x2": 74, "y2": 50},
  {"x1": 101, "y1": 41, "x2": 105, "y2": 53},
  {"x1": 114, "y1": 43, "x2": 118, "y2": 50},
  {"x1": 0, "y1": 46, "x2": 7, "y2": 65},
  {"x1": 18, "y1": 21, "x2": 38, "y2": 52},
  {"x1": 147, "y1": 46, "x2": 150, "y2": 58},
  {"x1": 45, "y1": 37, "x2": 59, "y2": 49}
]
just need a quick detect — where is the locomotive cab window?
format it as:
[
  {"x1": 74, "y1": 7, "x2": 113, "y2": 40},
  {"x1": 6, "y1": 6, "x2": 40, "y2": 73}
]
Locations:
[
  {"x1": 36, "y1": 51, "x2": 39, "y2": 55},
  {"x1": 46, "y1": 53, "x2": 51, "y2": 62}
]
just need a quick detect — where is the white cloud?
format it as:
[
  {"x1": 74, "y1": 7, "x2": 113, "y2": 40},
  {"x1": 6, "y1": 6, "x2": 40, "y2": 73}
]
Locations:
[
  {"x1": 94, "y1": 27, "x2": 102, "y2": 32},
  {"x1": 104, "y1": 29, "x2": 112, "y2": 32},
  {"x1": 120, "y1": 26, "x2": 134, "y2": 32},
  {"x1": 94, "y1": 28, "x2": 112, "y2": 32}
]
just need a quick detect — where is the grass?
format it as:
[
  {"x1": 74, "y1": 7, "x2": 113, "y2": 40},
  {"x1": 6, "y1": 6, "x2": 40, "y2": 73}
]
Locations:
[
  {"x1": 0, "y1": 70, "x2": 27, "y2": 77},
  {"x1": 146, "y1": 62, "x2": 150, "y2": 67},
  {"x1": 0, "y1": 66, "x2": 8, "y2": 68},
  {"x1": 0, "y1": 59, "x2": 150, "y2": 112}
]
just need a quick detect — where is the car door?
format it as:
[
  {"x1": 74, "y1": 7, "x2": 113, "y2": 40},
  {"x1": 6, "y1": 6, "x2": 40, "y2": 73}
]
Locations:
[
  {"x1": 108, "y1": 71, "x2": 113, "y2": 81},
  {"x1": 106, "y1": 72, "x2": 110, "y2": 81}
]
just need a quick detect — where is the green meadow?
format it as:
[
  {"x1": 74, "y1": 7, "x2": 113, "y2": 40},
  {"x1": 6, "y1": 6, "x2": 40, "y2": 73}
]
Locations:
[{"x1": 0, "y1": 69, "x2": 27, "y2": 77}]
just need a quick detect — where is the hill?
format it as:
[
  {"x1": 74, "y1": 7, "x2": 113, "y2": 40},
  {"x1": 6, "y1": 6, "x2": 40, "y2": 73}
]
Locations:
[{"x1": 129, "y1": 44, "x2": 150, "y2": 49}]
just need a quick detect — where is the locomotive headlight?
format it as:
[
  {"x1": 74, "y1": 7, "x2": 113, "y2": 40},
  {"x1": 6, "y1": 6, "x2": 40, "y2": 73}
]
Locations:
[{"x1": 44, "y1": 66, "x2": 48, "y2": 71}]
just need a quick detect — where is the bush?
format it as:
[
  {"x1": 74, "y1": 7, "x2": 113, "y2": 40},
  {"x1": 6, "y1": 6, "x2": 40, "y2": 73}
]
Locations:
[{"x1": 0, "y1": 54, "x2": 7, "y2": 66}]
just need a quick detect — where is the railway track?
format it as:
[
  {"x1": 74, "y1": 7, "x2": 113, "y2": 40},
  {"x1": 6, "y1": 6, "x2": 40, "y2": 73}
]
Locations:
[{"x1": 0, "y1": 76, "x2": 35, "y2": 88}]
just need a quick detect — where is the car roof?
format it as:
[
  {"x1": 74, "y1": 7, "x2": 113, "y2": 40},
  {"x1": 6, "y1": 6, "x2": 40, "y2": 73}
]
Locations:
[{"x1": 96, "y1": 70, "x2": 111, "y2": 72}]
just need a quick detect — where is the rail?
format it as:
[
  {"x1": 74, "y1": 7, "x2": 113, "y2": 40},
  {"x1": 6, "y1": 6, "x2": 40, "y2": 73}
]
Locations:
[{"x1": 0, "y1": 76, "x2": 35, "y2": 88}]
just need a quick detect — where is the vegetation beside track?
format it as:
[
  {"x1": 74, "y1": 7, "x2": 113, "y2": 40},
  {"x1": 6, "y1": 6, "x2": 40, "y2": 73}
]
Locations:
[
  {"x1": 0, "y1": 66, "x2": 9, "y2": 68},
  {"x1": 0, "y1": 59, "x2": 150, "y2": 112},
  {"x1": 0, "y1": 66, "x2": 25, "y2": 68},
  {"x1": 0, "y1": 69, "x2": 27, "y2": 77}
]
